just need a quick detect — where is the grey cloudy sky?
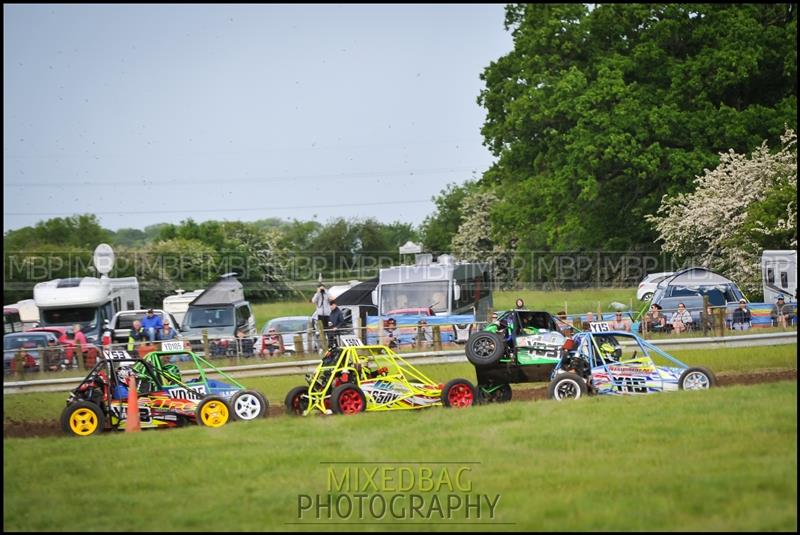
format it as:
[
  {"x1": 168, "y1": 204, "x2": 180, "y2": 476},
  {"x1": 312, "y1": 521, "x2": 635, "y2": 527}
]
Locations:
[{"x1": 3, "y1": 4, "x2": 513, "y2": 232}]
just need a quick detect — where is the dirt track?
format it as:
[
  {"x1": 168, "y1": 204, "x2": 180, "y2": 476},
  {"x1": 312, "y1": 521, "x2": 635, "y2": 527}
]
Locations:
[{"x1": 5, "y1": 369, "x2": 796, "y2": 439}]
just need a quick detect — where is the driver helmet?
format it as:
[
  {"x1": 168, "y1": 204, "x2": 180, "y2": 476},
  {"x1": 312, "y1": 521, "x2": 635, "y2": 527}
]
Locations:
[{"x1": 599, "y1": 342, "x2": 621, "y2": 361}]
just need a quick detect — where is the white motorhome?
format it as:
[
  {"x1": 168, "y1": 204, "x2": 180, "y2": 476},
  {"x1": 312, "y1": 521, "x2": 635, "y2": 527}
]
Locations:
[
  {"x1": 4, "y1": 299, "x2": 40, "y2": 329},
  {"x1": 373, "y1": 254, "x2": 492, "y2": 321},
  {"x1": 762, "y1": 250, "x2": 797, "y2": 303},
  {"x1": 163, "y1": 289, "x2": 204, "y2": 329},
  {"x1": 33, "y1": 276, "x2": 140, "y2": 344}
]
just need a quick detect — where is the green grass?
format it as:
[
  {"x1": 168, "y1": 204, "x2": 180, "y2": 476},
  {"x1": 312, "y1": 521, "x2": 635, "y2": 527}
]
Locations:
[{"x1": 4, "y1": 381, "x2": 796, "y2": 531}]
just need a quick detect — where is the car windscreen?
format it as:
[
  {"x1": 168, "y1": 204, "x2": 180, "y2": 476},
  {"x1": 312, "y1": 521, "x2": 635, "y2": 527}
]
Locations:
[
  {"x1": 184, "y1": 307, "x2": 234, "y2": 328},
  {"x1": 266, "y1": 319, "x2": 309, "y2": 333},
  {"x1": 4, "y1": 335, "x2": 49, "y2": 350},
  {"x1": 40, "y1": 307, "x2": 98, "y2": 328},
  {"x1": 380, "y1": 282, "x2": 449, "y2": 314}
]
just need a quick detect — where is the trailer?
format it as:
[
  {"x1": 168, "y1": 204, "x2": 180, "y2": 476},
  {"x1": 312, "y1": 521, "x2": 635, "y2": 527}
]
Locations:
[{"x1": 762, "y1": 250, "x2": 796, "y2": 303}]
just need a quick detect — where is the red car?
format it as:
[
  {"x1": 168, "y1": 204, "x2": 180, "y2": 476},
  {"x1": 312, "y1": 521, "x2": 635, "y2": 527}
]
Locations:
[{"x1": 26, "y1": 326, "x2": 99, "y2": 369}]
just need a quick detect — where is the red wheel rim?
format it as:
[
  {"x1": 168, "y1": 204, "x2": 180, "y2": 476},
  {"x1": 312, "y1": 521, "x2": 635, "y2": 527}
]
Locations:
[
  {"x1": 339, "y1": 389, "x2": 364, "y2": 414},
  {"x1": 448, "y1": 384, "x2": 474, "y2": 407}
]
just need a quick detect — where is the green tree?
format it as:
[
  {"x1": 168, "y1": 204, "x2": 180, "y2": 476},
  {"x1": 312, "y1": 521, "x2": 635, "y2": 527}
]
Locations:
[
  {"x1": 478, "y1": 3, "x2": 797, "y2": 251},
  {"x1": 420, "y1": 181, "x2": 477, "y2": 255}
]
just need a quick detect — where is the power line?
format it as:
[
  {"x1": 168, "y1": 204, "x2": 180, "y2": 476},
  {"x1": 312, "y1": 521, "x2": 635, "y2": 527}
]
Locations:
[
  {"x1": 4, "y1": 165, "x2": 484, "y2": 188},
  {"x1": 5, "y1": 199, "x2": 432, "y2": 217}
]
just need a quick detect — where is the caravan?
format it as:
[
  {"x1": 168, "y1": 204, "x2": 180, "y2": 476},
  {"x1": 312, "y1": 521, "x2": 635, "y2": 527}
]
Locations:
[{"x1": 762, "y1": 250, "x2": 797, "y2": 303}]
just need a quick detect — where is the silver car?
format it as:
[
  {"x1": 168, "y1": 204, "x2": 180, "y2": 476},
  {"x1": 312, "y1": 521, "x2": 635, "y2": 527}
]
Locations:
[{"x1": 256, "y1": 316, "x2": 319, "y2": 355}]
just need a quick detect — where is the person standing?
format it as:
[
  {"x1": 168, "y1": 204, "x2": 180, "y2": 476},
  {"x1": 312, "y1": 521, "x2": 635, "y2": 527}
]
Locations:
[
  {"x1": 311, "y1": 285, "x2": 332, "y2": 342},
  {"x1": 70, "y1": 323, "x2": 88, "y2": 369},
  {"x1": 328, "y1": 299, "x2": 344, "y2": 346}
]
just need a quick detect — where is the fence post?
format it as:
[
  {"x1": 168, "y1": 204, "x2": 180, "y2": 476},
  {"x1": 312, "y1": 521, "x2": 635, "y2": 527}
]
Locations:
[
  {"x1": 432, "y1": 325, "x2": 442, "y2": 351},
  {"x1": 15, "y1": 348, "x2": 25, "y2": 381},
  {"x1": 293, "y1": 334, "x2": 305, "y2": 355},
  {"x1": 76, "y1": 341, "x2": 85, "y2": 370},
  {"x1": 415, "y1": 324, "x2": 423, "y2": 351},
  {"x1": 317, "y1": 319, "x2": 328, "y2": 352},
  {"x1": 202, "y1": 329, "x2": 209, "y2": 358},
  {"x1": 702, "y1": 296, "x2": 709, "y2": 336},
  {"x1": 306, "y1": 319, "x2": 314, "y2": 355},
  {"x1": 716, "y1": 307, "x2": 726, "y2": 337}
]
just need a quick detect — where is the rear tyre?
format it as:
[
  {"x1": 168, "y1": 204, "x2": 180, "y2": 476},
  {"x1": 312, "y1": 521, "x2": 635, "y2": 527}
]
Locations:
[
  {"x1": 465, "y1": 332, "x2": 506, "y2": 367},
  {"x1": 285, "y1": 385, "x2": 310, "y2": 416},
  {"x1": 61, "y1": 401, "x2": 105, "y2": 436},
  {"x1": 678, "y1": 367, "x2": 716, "y2": 390},
  {"x1": 231, "y1": 389, "x2": 268, "y2": 421},
  {"x1": 548, "y1": 373, "x2": 588, "y2": 401},
  {"x1": 442, "y1": 378, "x2": 476, "y2": 408},
  {"x1": 195, "y1": 396, "x2": 231, "y2": 427},
  {"x1": 331, "y1": 384, "x2": 367, "y2": 415},
  {"x1": 478, "y1": 383, "x2": 512, "y2": 404}
]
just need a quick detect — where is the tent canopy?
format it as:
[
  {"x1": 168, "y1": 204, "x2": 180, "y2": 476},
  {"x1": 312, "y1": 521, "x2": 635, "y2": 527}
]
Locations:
[{"x1": 334, "y1": 277, "x2": 378, "y2": 306}]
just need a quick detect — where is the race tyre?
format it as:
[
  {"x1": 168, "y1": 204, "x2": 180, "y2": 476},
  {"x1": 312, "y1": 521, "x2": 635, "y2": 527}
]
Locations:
[
  {"x1": 285, "y1": 385, "x2": 310, "y2": 416},
  {"x1": 548, "y1": 373, "x2": 588, "y2": 401},
  {"x1": 478, "y1": 383, "x2": 512, "y2": 404},
  {"x1": 231, "y1": 389, "x2": 269, "y2": 421},
  {"x1": 465, "y1": 331, "x2": 506, "y2": 367},
  {"x1": 679, "y1": 367, "x2": 716, "y2": 390},
  {"x1": 195, "y1": 396, "x2": 231, "y2": 428},
  {"x1": 442, "y1": 378, "x2": 476, "y2": 408},
  {"x1": 61, "y1": 401, "x2": 105, "y2": 436},
  {"x1": 331, "y1": 384, "x2": 367, "y2": 415}
]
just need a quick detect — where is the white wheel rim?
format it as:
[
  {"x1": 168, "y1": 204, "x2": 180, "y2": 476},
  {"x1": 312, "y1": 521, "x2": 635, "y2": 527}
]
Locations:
[
  {"x1": 234, "y1": 393, "x2": 261, "y2": 420},
  {"x1": 683, "y1": 371, "x2": 710, "y2": 390},
  {"x1": 555, "y1": 379, "x2": 582, "y2": 400}
]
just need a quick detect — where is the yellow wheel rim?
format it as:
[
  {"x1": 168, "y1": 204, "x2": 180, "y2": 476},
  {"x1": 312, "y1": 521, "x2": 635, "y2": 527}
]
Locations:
[
  {"x1": 69, "y1": 408, "x2": 99, "y2": 436},
  {"x1": 200, "y1": 400, "x2": 229, "y2": 428}
]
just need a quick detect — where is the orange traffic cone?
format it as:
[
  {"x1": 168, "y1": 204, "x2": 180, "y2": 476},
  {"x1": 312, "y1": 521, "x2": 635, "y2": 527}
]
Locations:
[{"x1": 126, "y1": 374, "x2": 141, "y2": 433}]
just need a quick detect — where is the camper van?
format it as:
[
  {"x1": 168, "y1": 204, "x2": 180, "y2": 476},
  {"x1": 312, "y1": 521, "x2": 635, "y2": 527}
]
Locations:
[
  {"x1": 181, "y1": 273, "x2": 256, "y2": 350},
  {"x1": 762, "y1": 250, "x2": 797, "y2": 303},
  {"x1": 33, "y1": 276, "x2": 140, "y2": 345},
  {"x1": 162, "y1": 289, "x2": 204, "y2": 329}
]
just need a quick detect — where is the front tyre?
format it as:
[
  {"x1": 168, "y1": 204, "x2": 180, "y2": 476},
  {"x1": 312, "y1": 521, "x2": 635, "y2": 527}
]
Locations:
[
  {"x1": 679, "y1": 367, "x2": 716, "y2": 390},
  {"x1": 442, "y1": 378, "x2": 476, "y2": 408},
  {"x1": 231, "y1": 389, "x2": 268, "y2": 421},
  {"x1": 331, "y1": 384, "x2": 367, "y2": 415},
  {"x1": 548, "y1": 373, "x2": 588, "y2": 401},
  {"x1": 61, "y1": 401, "x2": 105, "y2": 436},
  {"x1": 195, "y1": 396, "x2": 231, "y2": 427},
  {"x1": 285, "y1": 385, "x2": 310, "y2": 416}
]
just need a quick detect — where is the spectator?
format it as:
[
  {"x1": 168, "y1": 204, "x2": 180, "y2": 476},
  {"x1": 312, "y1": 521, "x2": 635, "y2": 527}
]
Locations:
[
  {"x1": 416, "y1": 318, "x2": 432, "y2": 347},
  {"x1": 235, "y1": 328, "x2": 255, "y2": 357},
  {"x1": 701, "y1": 304, "x2": 716, "y2": 331},
  {"x1": 731, "y1": 299, "x2": 752, "y2": 331},
  {"x1": 609, "y1": 312, "x2": 631, "y2": 332},
  {"x1": 159, "y1": 320, "x2": 179, "y2": 341},
  {"x1": 556, "y1": 311, "x2": 574, "y2": 336},
  {"x1": 311, "y1": 285, "x2": 332, "y2": 341},
  {"x1": 328, "y1": 299, "x2": 345, "y2": 346},
  {"x1": 140, "y1": 309, "x2": 164, "y2": 342},
  {"x1": 515, "y1": 298, "x2": 525, "y2": 309},
  {"x1": 262, "y1": 327, "x2": 282, "y2": 357},
  {"x1": 770, "y1": 295, "x2": 792, "y2": 328},
  {"x1": 127, "y1": 320, "x2": 147, "y2": 352},
  {"x1": 72, "y1": 323, "x2": 87, "y2": 347},
  {"x1": 581, "y1": 312, "x2": 595, "y2": 331},
  {"x1": 669, "y1": 303, "x2": 693, "y2": 334},
  {"x1": 381, "y1": 317, "x2": 398, "y2": 349},
  {"x1": 648, "y1": 304, "x2": 667, "y2": 333}
]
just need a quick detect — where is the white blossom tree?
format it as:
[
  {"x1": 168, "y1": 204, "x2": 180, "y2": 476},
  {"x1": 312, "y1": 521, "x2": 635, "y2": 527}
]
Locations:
[{"x1": 646, "y1": 128, "x2": 797, "y2": 296}]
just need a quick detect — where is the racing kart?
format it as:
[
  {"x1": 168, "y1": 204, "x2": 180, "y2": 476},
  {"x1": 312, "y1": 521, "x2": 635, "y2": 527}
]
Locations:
[
  {"x1": 60, "y1": 352, "x2": 233, "y2": 436},
  {"x1": 548, "y1": 326, "x2": 717, "y2": 400},
  {"x1": 464, "y1": 310, "x2": 567, "y2": 403},
  {"x1": 139, "y1": 346, "x2": 269, "y2": 421},
  {"x1": 284, "y1": 337, "x2": 476, "y2": 416}
]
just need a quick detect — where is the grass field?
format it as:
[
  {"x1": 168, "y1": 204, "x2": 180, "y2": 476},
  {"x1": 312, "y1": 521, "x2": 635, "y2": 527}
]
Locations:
[
  {"x1": 3, "y1": 344, "x2": 796, "y2": 424},
  {"x1": 4, "y1": 380, "x2": 796, "y2": 531}
]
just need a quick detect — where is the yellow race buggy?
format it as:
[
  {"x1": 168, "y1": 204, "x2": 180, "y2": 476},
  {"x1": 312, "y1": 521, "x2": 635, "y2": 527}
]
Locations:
[{"x1": 284, "y1": 342, "x2": 475, "y2": 415}]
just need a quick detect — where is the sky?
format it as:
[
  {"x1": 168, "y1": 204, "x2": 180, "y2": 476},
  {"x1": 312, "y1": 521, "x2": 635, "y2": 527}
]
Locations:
[{"x1": 3, "y1": 4, "x2": 514, "y2": 233}]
